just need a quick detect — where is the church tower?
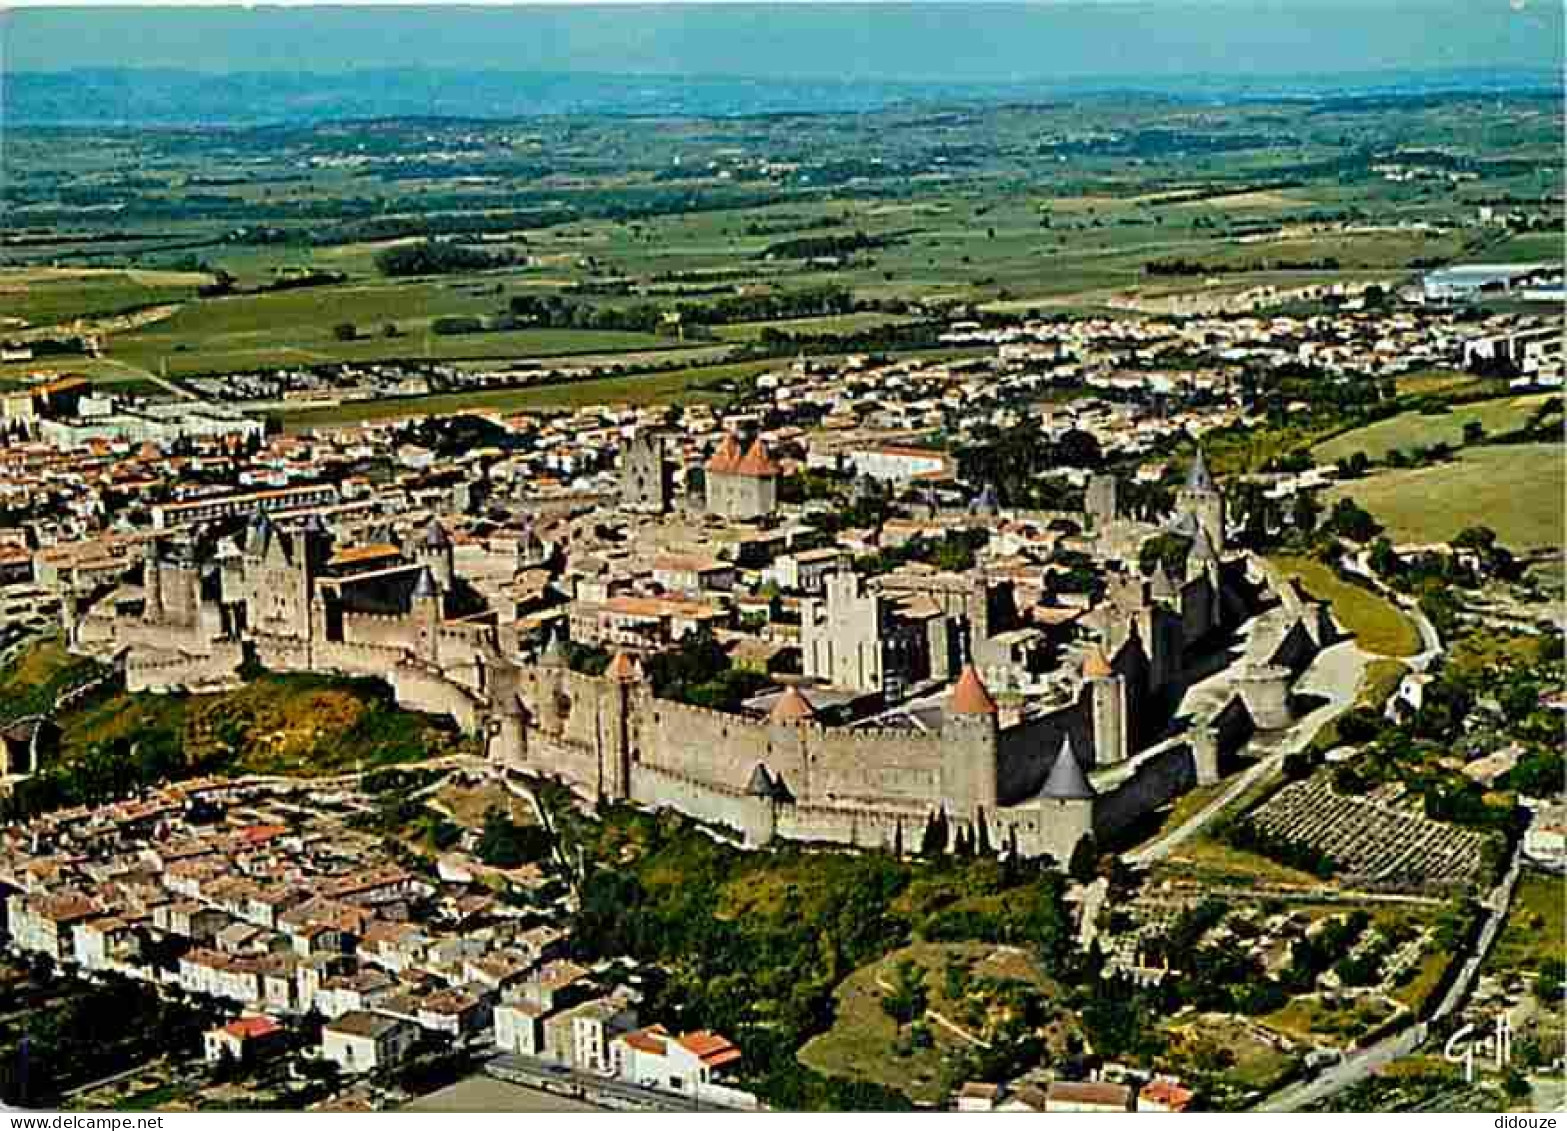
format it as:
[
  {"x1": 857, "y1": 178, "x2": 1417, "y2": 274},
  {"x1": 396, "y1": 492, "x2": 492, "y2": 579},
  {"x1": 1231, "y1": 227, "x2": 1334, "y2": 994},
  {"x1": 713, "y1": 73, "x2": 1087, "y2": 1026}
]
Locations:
[
  {"x1": 620, "y1": 432, "x2": 673, "y2": 513},
  {"x1": 1175, "y1": 447, "x2": 1225, "y2": 554}
]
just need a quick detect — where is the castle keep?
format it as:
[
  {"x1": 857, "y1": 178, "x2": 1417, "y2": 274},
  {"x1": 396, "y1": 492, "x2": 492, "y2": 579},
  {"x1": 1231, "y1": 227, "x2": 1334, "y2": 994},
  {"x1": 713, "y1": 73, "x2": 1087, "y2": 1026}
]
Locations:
[{"x1": 62, "y1": 451, "x2": 1331, "y2": 866}]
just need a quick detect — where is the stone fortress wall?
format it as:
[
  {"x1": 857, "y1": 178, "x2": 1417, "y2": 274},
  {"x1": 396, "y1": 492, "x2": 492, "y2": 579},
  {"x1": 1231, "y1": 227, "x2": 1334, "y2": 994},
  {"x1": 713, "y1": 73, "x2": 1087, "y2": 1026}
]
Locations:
[{"x1": 64, "y1": 456, "x2": 1332, "y2": 866}]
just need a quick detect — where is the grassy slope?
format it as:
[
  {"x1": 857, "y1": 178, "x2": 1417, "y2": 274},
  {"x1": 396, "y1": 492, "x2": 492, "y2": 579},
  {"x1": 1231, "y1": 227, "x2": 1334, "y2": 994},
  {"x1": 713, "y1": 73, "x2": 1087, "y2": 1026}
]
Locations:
[
  {"x1": 1161, "y1": 1014, "x2": 1296, "y2": 1093},
  {"x1": 1267, "y1": 555, "x2": 1423, "y2": 657},
  {"x1": 1158, "y1": 835, "x2": 1328, "y2": 889},
  {"x1": 1490, "y1": 871, "x2": 1567, "y2": 974},
  {"x1": 1313, "y1": 395, "x2": 1560, "y2": 463},
  {"x1": 0, "y1": 268, "x2": 208, "y2": 328},
  {"x1": 53, "y1": 668, "x2": 469, "y2": 776},
  {"x1": 1324, "y1": 444, "x2": 1564, "y2": 552},
  {"x1": 1392, "y1": 370, "x2": 1493, "y2": 398},
  {"x1": 1261, "y1": 994, "x2": 1397, "y2": 1046},
  {"x1": 0, "y1": 638, "x2": 107, "y2": 724},
  {"x1": 105, "y1": 278, "x2": 672, "y2": 377},
  {"x1": 798, "y1": 941, "x2": 1070, "y2": 1105}
]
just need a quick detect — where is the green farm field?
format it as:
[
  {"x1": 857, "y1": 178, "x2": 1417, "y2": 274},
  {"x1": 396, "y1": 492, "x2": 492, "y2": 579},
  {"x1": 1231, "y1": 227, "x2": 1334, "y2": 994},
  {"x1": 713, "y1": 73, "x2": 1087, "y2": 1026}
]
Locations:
[
  {"x1": 1313, "y1": 394, "x2": 1562, "y2": 463},
  {"x1": 278, "y1": 359, "x2": 777, "y2": 429},
  {"x1": 97, "y1": 280, "x2": 672, "y2": 377},
  {"x1": 1456, "y1": 231, "x2": 1567, "y2": 265},
  {"x1": 1324, "y1": 444, "x2": 1565, "y2": 552},
  {"x1": 0, "y1": 267, "x2": 209, "y2": 329},
  {"x1": 4, "y1": 93, "x2": 1561, "y2": 427}
]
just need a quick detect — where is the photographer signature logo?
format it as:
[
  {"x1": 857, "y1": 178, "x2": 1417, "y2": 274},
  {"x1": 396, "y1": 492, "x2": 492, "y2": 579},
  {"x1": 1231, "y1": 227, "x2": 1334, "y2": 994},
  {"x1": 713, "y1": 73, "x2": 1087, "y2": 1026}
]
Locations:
[{"x1": 1444, "y1": 1015, "x2": 1512, "y2": 1083}]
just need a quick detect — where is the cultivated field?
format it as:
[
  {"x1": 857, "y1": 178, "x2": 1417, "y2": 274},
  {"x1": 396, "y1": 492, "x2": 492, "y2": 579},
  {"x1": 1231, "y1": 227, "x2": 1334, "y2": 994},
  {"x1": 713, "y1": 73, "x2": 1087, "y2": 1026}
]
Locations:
[
  {"x1": 0, "y1": 267, "x2": 209, "y2": 329},
  {"x1": 102, "y1": 281, "x2": 673, "y2": 378},
  {"x1": 1324, "y1": 444, "x2": 1564, "y2": 551},
  {"x1": 5, "y1": 92, "x2": 1559, "y2": 416},
  {"x1": 1313, "y1": 395, "x2": 1562, "y2": 463},
  {"x1": 279, "y1": 359, "x2": 777, "y2": 430}
]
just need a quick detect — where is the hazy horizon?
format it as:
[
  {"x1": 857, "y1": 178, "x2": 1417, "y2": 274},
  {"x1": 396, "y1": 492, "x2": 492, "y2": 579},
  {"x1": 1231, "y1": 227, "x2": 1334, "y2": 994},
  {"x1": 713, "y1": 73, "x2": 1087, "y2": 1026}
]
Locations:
[{"x1": 5, "y1": 2, "x2": 1561, "y2": 82}]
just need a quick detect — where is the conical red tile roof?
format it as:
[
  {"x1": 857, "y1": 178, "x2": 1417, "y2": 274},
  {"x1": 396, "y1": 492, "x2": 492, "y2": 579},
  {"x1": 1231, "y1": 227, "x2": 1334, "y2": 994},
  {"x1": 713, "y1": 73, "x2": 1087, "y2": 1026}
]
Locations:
[
  {"x1": 1082, "y1": 646, "x2": 1113, "y2": 679},
  {"x1": 605, "y1": 651, "x2": 642, "y2": 682},
  {"x1": 705, "y1": 433, "x2": 743, "y2": 474},
  {"x1": 734, "y1": 437, "x2": 781, "y2": 478},
  {"x1": 949, "y1": 664, "x2": 997, "y2": 716},
  {"x1": 768, "y1": 684, "x2": 817, "y2": 723}
]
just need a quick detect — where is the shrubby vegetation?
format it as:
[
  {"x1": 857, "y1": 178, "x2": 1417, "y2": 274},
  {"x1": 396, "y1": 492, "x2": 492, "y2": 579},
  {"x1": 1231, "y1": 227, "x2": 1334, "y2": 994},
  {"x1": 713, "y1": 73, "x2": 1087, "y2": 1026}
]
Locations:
[
  {"x1": 643, "y1": 630, "x2": 769, "y2": 711},
  {"x1": 758, "y1": 230, "x2": 906, "y2": 260},
  {"x1": 542, "y1": 794, "x2": 1080, "y2": 1108},
  {"x1": 0, "y1": 665, "x2": 465, "y2": 822},
  {"x1": 0, "y1": 974, "x2": 220, "y2": 1106},
  {"x1": 477, "y1": 805, "x2": 554, "y2": 868},
  {"x1": 375, "y1": 239, "x2": 517, "y2": 277},
  {"x1": 508, "y1": 284, "x2": 861, "y2": 334},
  {"x1": 1228, "y1": 810, "x2": 1340, "y2": 877}
]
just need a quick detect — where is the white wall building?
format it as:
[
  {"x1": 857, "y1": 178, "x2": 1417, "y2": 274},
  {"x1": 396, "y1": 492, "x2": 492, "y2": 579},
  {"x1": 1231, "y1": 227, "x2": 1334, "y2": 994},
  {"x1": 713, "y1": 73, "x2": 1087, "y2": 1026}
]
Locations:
[{"x1": 320, "y1": 1011, "x2": 418, "y2": 1074}]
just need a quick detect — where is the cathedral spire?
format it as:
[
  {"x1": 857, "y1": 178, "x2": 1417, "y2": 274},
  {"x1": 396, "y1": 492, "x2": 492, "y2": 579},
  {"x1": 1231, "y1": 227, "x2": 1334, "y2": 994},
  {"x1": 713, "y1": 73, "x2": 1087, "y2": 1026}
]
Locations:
[{"x1": 1185, "y1": 446, "x2": 1214, "y2": 492}]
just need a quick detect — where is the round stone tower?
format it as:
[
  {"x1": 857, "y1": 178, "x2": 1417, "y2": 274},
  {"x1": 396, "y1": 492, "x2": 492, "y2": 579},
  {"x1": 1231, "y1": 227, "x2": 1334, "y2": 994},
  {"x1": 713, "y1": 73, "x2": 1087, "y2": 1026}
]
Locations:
[
  {"x1": 1081, "y1": 646, "x2": 1128, "y2": 768},
  {"x1": 941, "y1": 664, "x2": 1000, "y2": 821}
]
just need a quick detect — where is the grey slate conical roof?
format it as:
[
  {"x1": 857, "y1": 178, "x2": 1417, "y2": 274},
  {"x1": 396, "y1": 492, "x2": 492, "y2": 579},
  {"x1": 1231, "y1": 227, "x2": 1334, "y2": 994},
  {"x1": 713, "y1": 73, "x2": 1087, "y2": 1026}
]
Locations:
[
  {"x1": 1188, "y1": 521, "x2": 1217, "y2": 563},
  {"x1": 1042, "y1": 736, "x2": 1095, "y2": 800},
  {"x1": 422, "y1": 519, "x2": 452, "y2": 548},
  {"x1": 770, "y1": 774, "x2": 794, "y2": 805},
  {"x1": 1185, "y1": 447, "x2": 1214, "y2": 492},
  {"x1": 412, "y1": 566, "x2": 439, "y2": 601},
  {"x1": 746, "y1": 764, "x2": 775, "y2": 797}
]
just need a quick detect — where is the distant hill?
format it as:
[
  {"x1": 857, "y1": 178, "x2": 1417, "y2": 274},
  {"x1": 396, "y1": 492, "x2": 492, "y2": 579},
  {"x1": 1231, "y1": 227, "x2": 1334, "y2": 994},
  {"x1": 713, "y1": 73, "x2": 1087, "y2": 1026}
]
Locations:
[{"x1": 4, "y1": 66, "x2": 1560, "y2": 127}]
